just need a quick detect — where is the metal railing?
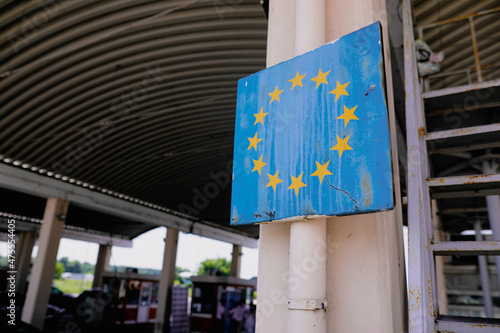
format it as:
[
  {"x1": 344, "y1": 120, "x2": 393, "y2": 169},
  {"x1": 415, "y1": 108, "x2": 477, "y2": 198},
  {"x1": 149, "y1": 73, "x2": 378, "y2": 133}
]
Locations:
[{"x1": 416, "y1": 6, "x2": 500, "y2": 90}]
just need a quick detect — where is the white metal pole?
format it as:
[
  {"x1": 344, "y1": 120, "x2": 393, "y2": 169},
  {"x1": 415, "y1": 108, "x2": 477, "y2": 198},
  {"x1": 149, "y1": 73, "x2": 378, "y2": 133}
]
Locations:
[
  {"x1": 482, "y1": 161, "x2": 500, "y2": 293},
  {"x1": 288, "y1": 1, "x2": 327, "y2": 332},
  {"x1": 474, "y1": 221, "x2": 494, "y2": 317},
  {"x1": 288, "y1": 218, "x2": 327, "y2": 333}
]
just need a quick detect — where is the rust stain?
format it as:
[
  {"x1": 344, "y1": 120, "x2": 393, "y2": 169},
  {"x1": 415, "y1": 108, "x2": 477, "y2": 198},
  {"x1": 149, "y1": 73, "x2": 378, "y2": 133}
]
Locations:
[
  {"x1": 428, "y1": 275, "x2": 434, "y2": 317},
  {"x1": 418, "y1": 127, "x2": 426, "y2": 139},
  {"x1": 409, "y1": 287, "x2": 421, "y2": 311},
  {"x1": 449, "y1": 127, "x2": 478, "y2": 136},
  {"x1": 470, "y1": 323, "x2": 500, "y2": 328},
  {"x1": 463, "y1": 174, "x2": 496, "y2": 184}
]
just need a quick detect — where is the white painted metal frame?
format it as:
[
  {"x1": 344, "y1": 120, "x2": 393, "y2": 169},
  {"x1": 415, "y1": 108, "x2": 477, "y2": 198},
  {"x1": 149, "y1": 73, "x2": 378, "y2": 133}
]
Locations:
[
  {"x1": 404, "y1": 0, "x2": 500, "y2": 331},
  {"x1": 404, "y1": 0, "x2": 437, "y2": 330},
  {"x1": 0, "y1": 164, "x2": 258, "y2": 248}
]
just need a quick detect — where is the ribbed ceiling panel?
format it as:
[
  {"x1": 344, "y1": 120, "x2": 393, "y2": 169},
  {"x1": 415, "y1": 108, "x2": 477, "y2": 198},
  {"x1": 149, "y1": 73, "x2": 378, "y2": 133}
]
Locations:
[{"x1": 0, "y1": 0, "x2": 267, "y2": 238}]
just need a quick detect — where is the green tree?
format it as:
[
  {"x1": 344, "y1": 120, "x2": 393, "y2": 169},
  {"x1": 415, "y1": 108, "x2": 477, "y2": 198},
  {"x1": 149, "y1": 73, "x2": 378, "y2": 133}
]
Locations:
[
  {"x1": 54, "y1": 262, "x2": 65, "y2": 279},
  {"x1": 197, "y1": 258, "x2": 231, "y2": 276},
  {"x1": 59, "y1": 257, "x2": 69, "y2": 270},
  {"x1": 175, "y1": 267, "x2": 190, "y2": 284}
]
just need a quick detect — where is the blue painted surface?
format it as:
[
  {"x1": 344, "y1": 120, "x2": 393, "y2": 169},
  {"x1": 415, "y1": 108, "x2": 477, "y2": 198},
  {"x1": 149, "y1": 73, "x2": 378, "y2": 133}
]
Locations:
[{"x1": 231, "y1": 22, "x2": 394, "y2": 225}]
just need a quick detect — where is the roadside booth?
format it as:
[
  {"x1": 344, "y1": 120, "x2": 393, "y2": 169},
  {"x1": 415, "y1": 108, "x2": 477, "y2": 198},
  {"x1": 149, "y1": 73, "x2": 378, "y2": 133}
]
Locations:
[
  {"x1": 190, "y1": 276, "x2": 257, "y2": 333},
  {"x1": 101, "y1": 271, "x2": 160, "y2": 325}
]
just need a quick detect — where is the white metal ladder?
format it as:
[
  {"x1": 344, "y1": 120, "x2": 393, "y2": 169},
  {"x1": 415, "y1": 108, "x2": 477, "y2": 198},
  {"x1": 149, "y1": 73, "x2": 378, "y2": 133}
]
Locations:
[{"x1": 403, "y1": 0, "x2": 500, "y2": 331}]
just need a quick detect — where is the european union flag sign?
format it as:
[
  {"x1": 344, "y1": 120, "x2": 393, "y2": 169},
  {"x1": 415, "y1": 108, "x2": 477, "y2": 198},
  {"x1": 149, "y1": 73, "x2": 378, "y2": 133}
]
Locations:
[{"x1": 231, "y1": 22, "x2": 394, "y2": 225}]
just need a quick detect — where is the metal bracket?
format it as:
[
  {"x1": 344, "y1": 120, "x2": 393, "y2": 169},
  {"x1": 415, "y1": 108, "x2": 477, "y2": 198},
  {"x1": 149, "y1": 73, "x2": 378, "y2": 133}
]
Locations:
[{"x1": 287, "y1": 298, "x2": 327, "y2": 311}]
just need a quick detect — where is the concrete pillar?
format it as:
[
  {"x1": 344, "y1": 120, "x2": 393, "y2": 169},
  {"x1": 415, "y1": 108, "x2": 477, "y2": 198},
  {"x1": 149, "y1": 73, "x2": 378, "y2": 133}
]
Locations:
[
  {"x1": 230, "y1": 244, "x2": 242, "y2": 278},
  {"x1": 257, "y1": 0, "x2": 407, "y2": 332},
  {"x1": 21, "y1": 198, "x2": 69, "y2": 330},
  {"x1": 154, "y1": 227, "x2": 179, "y2": 333},
  {"x1": 15, "y1": 231, "x2": 37, "y2": 294},
  {"x1": 324, "y1": 0, "x2": 406, "y2": 331},
  {"x1": 92, "y1": 244, "x2": 111, "y2": 289}
]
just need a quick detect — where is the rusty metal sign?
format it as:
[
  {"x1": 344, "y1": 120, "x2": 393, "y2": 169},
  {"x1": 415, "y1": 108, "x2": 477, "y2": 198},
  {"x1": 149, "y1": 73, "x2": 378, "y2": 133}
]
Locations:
[{"x1": 231, "y1": 22, "x2": 393, "y2": 225}]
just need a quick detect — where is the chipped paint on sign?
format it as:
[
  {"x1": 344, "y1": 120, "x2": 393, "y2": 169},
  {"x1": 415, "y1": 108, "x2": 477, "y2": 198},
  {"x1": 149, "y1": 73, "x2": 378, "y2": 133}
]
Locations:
[{"x1": 231, "y1": 22, "x2": 394, "y2": 225}]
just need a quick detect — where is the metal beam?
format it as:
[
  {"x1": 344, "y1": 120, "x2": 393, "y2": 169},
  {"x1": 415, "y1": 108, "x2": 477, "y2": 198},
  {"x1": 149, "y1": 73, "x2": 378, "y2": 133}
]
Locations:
[
  {"x1": 422, "y1": 79, "x2": 500, "y2": 99},
  {"x1": 436, "y1": 315, "x2": 500, "y2": 332},
  {"x1": 0, "y1": 164, "x2": 258, "y2": 248},
  {"x1": 428, "y1": 174, "x2": 500, "y2": 187},
  {"x1": 426, "y1": 123, "x2": 500, "y2": 141},
  {"x1": 433, "y1": 241, "x2": 500, "y2": 256},
  {"x1": 0, "y1": 217, "x2": 132, "y2": 247}
]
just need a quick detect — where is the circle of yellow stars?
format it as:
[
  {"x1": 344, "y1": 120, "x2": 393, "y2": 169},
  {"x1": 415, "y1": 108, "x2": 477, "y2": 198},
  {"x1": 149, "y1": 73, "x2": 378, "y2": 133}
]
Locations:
[{"x1": 246, "y1": 68, "x2": 359, "y2": 196}]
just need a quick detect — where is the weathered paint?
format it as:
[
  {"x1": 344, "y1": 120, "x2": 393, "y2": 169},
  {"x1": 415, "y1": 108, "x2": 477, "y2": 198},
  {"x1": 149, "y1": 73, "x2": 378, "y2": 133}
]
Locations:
[
  {"x1": 231, "y1": 22, "x2": 393, "y2": 225},
  {"x1": 427, "y1": 174, "x2": 500, "y2": 187}
]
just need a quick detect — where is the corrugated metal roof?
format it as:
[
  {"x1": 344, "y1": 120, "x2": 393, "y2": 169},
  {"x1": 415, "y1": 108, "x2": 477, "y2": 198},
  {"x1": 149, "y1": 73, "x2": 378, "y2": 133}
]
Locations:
[
  {"x1": 412, "y1": 0, "x2": 500, "y2": 89},
  {"x1": 0, "y1": 0, "x2": 267, "y2": 238}
]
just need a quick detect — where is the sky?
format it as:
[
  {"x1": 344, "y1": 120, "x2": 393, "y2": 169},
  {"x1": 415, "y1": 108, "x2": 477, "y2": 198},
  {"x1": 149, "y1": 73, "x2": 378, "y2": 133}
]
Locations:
[
  {"x1": 0, "y1": 227, "x2": 259, "y2": 280},
  {"x1": 1, "y1": 226, "x2": 409, "y2": 282}
]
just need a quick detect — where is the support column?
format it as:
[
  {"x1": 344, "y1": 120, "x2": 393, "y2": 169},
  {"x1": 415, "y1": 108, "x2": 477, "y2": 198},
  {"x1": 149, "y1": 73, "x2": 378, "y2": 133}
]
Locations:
[
  {"x1": 256, "y1": 0, "x2": 295, "y2": 331},
  {"x1": 154, "y1": 227, "x2": 179, "y2": 333},
  {"x1": 230, "y1": 244, "x2": 242, "y2": 278},
  {"x1": 15, "y1": 231, "x2": 37, "y2": 294},
  {"x1": 482, "y1": 160, "x2": 500, "y2": 292},
  {"x1": 21, "y1": 198, "x2": 69, "y2": 330},
  {"x1": 325, "y1": 0, "x2": 406, "y2": 331},
  {"x1": 258, "y1": 0, "x2": 406, "y2": 332},
  {"x1": 92, "y1": 244, "x2": 111, "y2": 289},
  {"x1": 287, "y1": 2, "x2": 327, "y2": 331},
  {"x1": 474, "y1": 221, "x2": 494, "y2": 317}
]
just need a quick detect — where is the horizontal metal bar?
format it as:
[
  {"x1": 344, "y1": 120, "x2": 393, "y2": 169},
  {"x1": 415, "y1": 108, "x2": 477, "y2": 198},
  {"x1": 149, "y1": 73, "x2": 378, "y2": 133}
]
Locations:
[
  {"x1": 426, "y1": 101, "x2": 500, "y2": 118},
  {"x1": 426, "y1": 124, "x2": 500, "y2": 141},
  {"x1": 428, "y1": 174, "x2": 500, "y2": 187},
  {"x1": 422, "y1": 79, "x2": 500, "y2": 99},
  {"x1": 433, "y1": 241, "x2": 500, "y2": 255},
  {"x1": 0, "y1": 164, "x2": 258, "y2": 248},
  {"x1": 431, "y1": 142, "x2": 500, "y2": 155},
  {"x1": 440, "y1": 207, "x2": 488, "y2": 214},
  {"x1": 436, "y1": 315, "x2": 500, "y2": 332},
  {"x1": 432, "y1": 188, "x2": 500, "y2": 199},
  {"x1": 0, "y1": 217, "x2": 133, "y2": 247}
]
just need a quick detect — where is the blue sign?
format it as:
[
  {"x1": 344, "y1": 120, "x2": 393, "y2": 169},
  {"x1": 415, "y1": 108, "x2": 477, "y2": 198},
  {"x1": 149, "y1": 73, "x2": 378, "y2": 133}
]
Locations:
[{"x1": 231, "y1": 22, "x2": 393, "y2": 225}]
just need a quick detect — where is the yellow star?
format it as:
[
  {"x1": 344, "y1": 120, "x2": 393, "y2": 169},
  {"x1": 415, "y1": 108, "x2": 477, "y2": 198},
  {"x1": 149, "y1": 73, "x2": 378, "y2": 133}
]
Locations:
[
  {"x1": 311, "y1": 161, "x2": 333, "y2": 184},
  {"x1": 247, "y1": 132, "x2": 263, "y2": 151},
  {"x1": 268, "y1": 85, "x2": 284, "y2": 103},
  {"x1": 330, "y1": 135, "x2": 353, "y2": 158},
  {"x1": 310, "y1": 69, "x2": 330, "y2": 88},
  {"x1": 266, "y1": 170, "x2": 283, "y2": 192},
  {"x1": 287, "y1": 173, "x2": 307, "y2": 196},
  {"x1": 253, "y1": 107, "x2": 268, "y2": 125},
  {"x1": 288, "y1": 71, "x2": 306, "y2": 90},
  {"x1": 252, "y1": 155, "x2": 267, "y2": 175},
  {"x1": 329, "y1": 81, "x2": 350, "y2": 101},
  {"x1": 337, "y1": 105, "x2": 358, "y2": 127}
]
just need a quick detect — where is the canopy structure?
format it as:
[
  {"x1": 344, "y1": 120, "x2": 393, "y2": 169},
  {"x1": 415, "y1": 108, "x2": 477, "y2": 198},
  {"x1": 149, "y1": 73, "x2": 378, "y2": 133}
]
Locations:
[{"x1": 0, "y1": 0, "x2": 268, "y2": 241}]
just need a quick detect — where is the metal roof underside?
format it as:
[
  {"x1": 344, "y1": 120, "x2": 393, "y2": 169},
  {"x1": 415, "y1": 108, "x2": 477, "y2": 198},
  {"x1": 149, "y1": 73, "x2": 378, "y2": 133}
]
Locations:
[
  {"x1": 0, "y1": 0, "x2": 267, "y2": 239},
  {"x1": 409, "y1": 0, "x2": 500, "y2": 233}
]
